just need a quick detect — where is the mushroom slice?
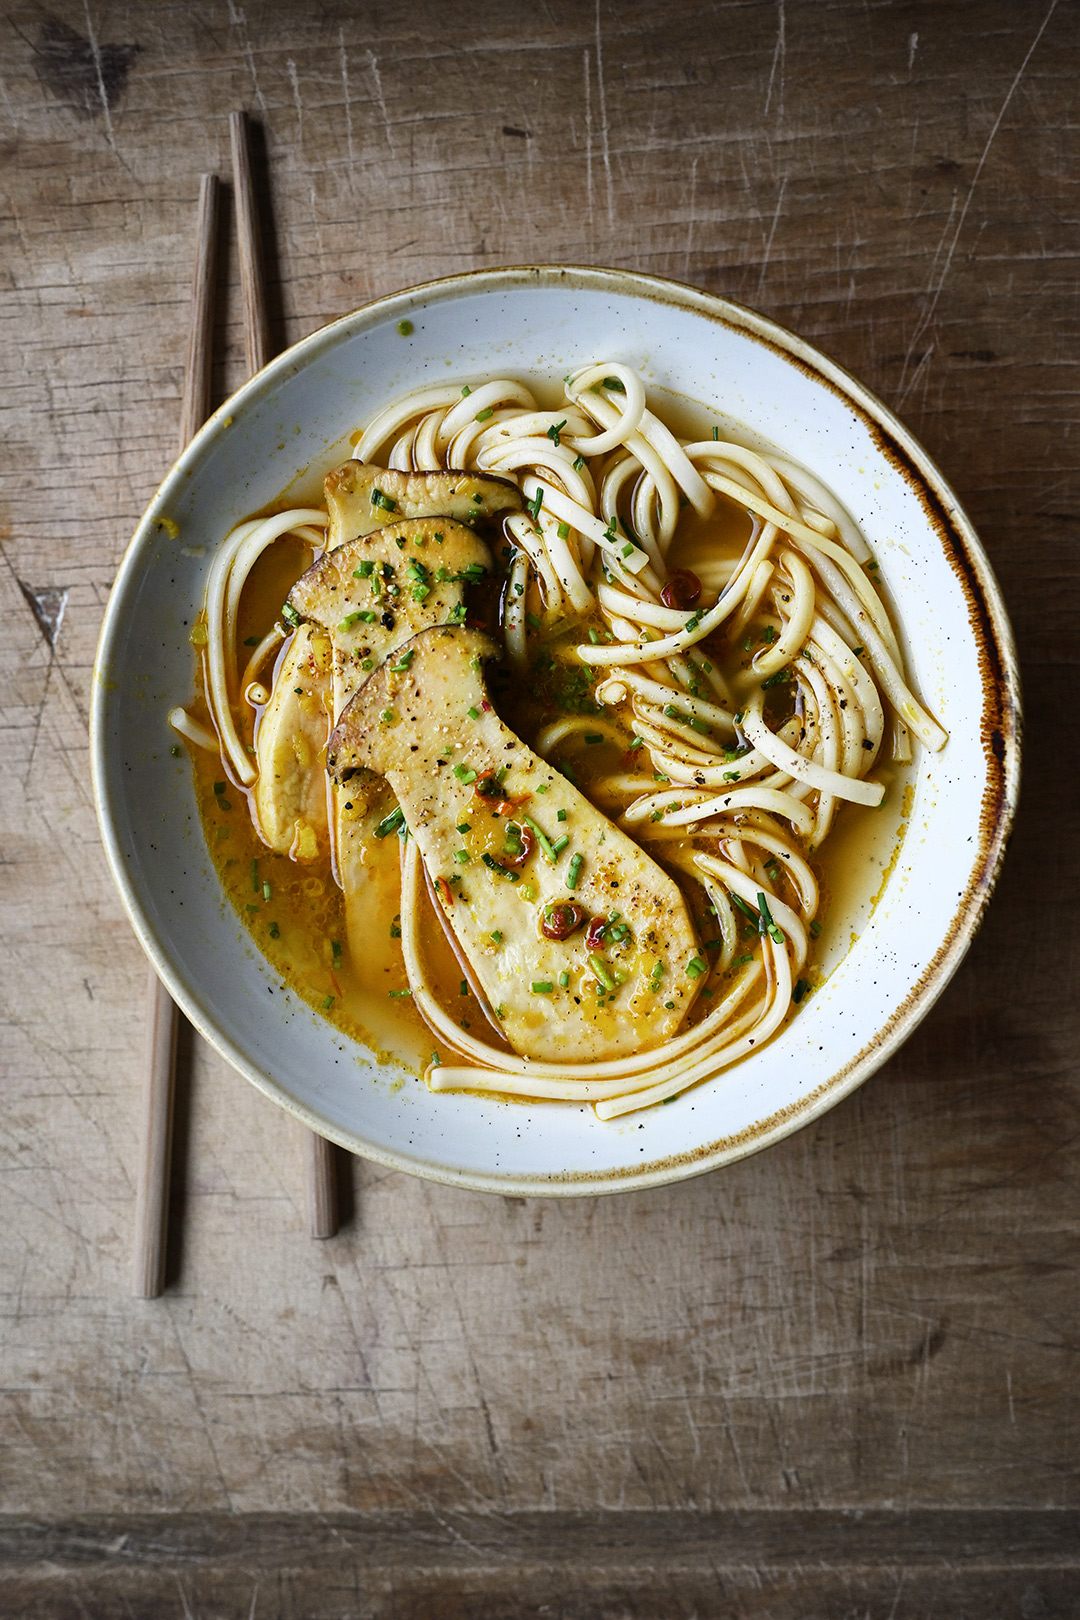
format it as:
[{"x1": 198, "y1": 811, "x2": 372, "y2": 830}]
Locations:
[
  {"x1": 253, "y1": 623, "x2": 332, "y2": 856},
  {"x1": 325, "y1": 463, "x2": 520, "y2": 549},
  {"x1": 287, "y1": 515, "x2": 492, "y2": 723},
  {"x1": 328, "y1": 626, "x2": 702, "y2": 1064}
]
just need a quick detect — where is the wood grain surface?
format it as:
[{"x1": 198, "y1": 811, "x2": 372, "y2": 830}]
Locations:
[{"x1": 1, "y1": 1, "x2": 1077, "y2": 1615}]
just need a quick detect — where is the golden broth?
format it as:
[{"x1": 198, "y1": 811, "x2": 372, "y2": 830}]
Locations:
[{"x1": 188, "y1": 383, "x2": 914, "y2": 1084}]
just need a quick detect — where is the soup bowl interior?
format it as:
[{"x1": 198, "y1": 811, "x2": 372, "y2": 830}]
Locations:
[{"x1": 91, "y1": 267, "x2": 1019, "y2": 1195}]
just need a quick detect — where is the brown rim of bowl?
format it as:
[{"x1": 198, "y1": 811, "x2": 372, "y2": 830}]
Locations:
[{"x1": 91, "y1": 264, "x2": 1022, "y2": 1197}]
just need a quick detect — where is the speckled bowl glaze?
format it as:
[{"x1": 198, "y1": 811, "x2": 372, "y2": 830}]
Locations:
[{"x1": 91, "y1": 267, "x2": 1020, "y2": 1195}]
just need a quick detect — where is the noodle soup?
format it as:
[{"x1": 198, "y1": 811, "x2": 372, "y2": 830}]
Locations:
[{"x1": 173, "y1": 364, "x2": 945, "y2": 1118}]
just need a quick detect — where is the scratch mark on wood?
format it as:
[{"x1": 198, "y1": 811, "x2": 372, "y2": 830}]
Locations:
[
  {"x1": 594, "y1": 0, "x2": 614, "y2": 226},
  {"x1": 684, "y1": 155, "x2": 698, "y2": 279},
  {"x1": 366, "y1": 49, "x2": 394, "y2": 154},
  {"x1": 907, "y1": 31, "x2": 919, "y2": 73},
  {"x1": 583, "y1": 47, "x2": 594, "y2": 231},
  {"x1": 897, "y1": 0, "x2": 1061, "y2": 405},
  {"x1": 338, "y1": 27, "x2": 355, "y2": 179},
  {"x1": 764, "y1": 0, "x2": 786, "y2": 121},
  {"x1": 286, "y1": 58, "x2": 303, "y2": 145},
  {"x1": 755, "y1": 174, "x2": 787, "y2": 301}
]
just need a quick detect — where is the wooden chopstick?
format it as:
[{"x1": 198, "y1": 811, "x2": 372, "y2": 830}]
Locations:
[
  {"x1": 133, "y1": 173, "x2": 220, "y2": 1299},
  {"x1": 230, "y1": 109, "x2": 340, "y2": 1240},
  {"x1": 230, "y1": 111, "x2": 270, "y2": 375}
]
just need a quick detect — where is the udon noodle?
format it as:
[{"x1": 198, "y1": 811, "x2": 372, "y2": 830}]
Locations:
[{"x1": 174, "y1": 363, "x2": 946, "y2": 1118}]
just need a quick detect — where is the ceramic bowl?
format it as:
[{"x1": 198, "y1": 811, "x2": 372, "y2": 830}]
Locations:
[{"x1": 91, "y1": 267, "x2": 1020, "y2": 1195}]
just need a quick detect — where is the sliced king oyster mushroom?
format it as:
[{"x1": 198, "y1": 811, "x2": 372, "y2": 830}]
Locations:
[
  {"x1": 327, "y1": 625, "x2": 703, "y2": 1064},
  {"x1": 324, "y1": 463, "x2": 520, "y2": 548},
  {"x1": 254, "y1": 515, "x2": 491, "y2": 853}
]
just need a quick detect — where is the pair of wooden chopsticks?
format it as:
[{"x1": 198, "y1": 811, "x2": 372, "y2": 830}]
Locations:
[{"x1": 133, "y1": 114, "x2": 339, "y2": 1299}]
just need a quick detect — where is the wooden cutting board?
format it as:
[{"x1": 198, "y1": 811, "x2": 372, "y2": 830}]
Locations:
[{"x1": 0, "y1": 2, "x2": 1077, "y2": 1613}]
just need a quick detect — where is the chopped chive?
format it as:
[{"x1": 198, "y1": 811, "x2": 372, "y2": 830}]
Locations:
[
  {"x1": 620, "y1": 543, "x2": 635, "y2": 558},
  {"x1": 735, "y1": 953, "x2": 754, "y2": 965},
  {"x1": 460, "y1": 981, "x2": 469, "y2": 996},
  {"x1": 453, "y1": 763, "x2": 478, "y2": 783},
  {"x1": 454, "y1": 849, "x2": 469, "y2": 863},
  {"x1": 723, "y1": 771, "x2": 742, "y2": 782},
  {"x1": 761, "y1": 669, "x2": 789, "y2": 689},
  {"x1": 588, "y1": 628, "x2": 599, "y2": 643},
  {"x1": 793, "y1": 979, "x2": 809, "y2": 1003},
  {"x1": 353, "y1": 561, "x2": 375, "y2": 577},
  {"x1": 475, "y1": 406, "x2": 494, "y2": 421},
  {"x1": 557, "y1": 520, "x2": 570, "y2": 540},
  {"x1": 171, "y1": 744, "x2": 181, "y2": 757},
  {"x1": 559, "y1": 970, "x2": 570, "y2": 988},
  {"x1": 757, "y1": 891, "x2": 786, "y2": 944},
  {"x1": 370, "y1": 488, "x2": 397, "y2": 512},
  {"x1": 572, "y1": 454, "x2": 585, "y2": 471},
  {"x1": 589, "y1": 954, "x2": 616, "y2": 992},
  {"x1": 527, "y1": 487, "x2": 543, "y2": 521},
  {"x1": 389, "y1": 987, "x2": 412, "y2": 998},
  {"x1": 556, "y1": 808, "x2": 567, "y2": 822},
  {"x1": 262, "y1": 881, "x2": 271, "y2": 901},
  {"x1": 525, "y1": 612, "x2": 541, "y2": 630},
  {"x1": 524, "y1": 815, "x2": 558, "y2": 865},
  {"x1": 213, "y1": 781, "x2": 226, "y2": 795},
  {"x1": 467, "y1": 706, "x2": 480, "y2": 720},
  {"x1": 379, "y1": 708, "x2": 395, "y2": 724},
  {"x1": 490, "y1": 930, "x2": 503, "y2": 944},
  {"x1": 281, "y1": 602, "x2": 300, "y2": 628},
  {"x1": 731, "y1": 893, "x2": 759, "y2": 924},
  {"x1": 456, "y1": 821, "x2": 471, "y2": 833},
  {"x1": 361, "y1": 658, "x2": 373, "y2": 670},
  {"x1": 566, "y1": 852, "x2": 584, "y2": 890},
  {"x1": 374, "y1": 807, "x2": 405, "y2": 838},
  {"x1": 461, "y1": 384, "x2": 472, "y2": 397},
  {"x1": 602, "y1": 376, "x2": 625, "y2": 392},
  {"x1": 268, "y1": 921, "x2": 280, "y2": 939},
  {"x1": 323, "y1": 995, "x2": 335, "y2": 1010},
  {"x1": 532, "y1": 981, "x2": 554, "y2": 994},
  {"x1": 551, "y1": 835, "x2": 569, "y2": 855},
  {"x1": 809, "y1": 919, "x2": 822, "y2": 937},
  {"x1": 712, "y1": 425, "x2": 719, "y2": 440},
  {"x1": 686, "y1": 956, "x2": 708, "y2": 978},
  {"x1": 389, "y1": 649, "x2": 415, "y2": 672},
  {"x1": 396, "y1": 318, "x2": 413, "y2": 336},
  {"x1": 339, "y1": 610, "x2": 377, "y2": 629},
  {"x1": 547, "y1": 419, "x2": 568, "y2": 447}
]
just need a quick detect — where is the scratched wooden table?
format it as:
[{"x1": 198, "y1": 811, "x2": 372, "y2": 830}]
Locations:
[{"x1": 1, "y1": 1, "x2": 1078, "y2": 1615}]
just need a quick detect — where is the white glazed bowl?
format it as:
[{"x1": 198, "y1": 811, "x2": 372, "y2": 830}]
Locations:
[{"x1": 91, "y1": 267, "x2": 1020, "y2": 1195}]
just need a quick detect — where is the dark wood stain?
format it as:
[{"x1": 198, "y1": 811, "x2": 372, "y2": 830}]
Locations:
[{"x1": 31, "y1": 16, "x2": 139, "y2": 119}]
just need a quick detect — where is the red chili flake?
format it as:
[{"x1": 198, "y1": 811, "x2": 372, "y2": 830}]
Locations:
[
  {"x1": 585, "y1": 916, "x2": 608, "y2": 951},
  {"x1": 435, "y1": 876, "x2": 454, "y2": 906},
  {"x1": 501, "y1": 822, "x2": 534, "y2": 867},
  {"x1": 541, "y1": 902, "x2": 586, "y2": 941},
  {"x1": 480, "y1": 699, "x2": 491, "y2": 712},
  {"x1": 660, "y1": 569, "x2": 702, "y2": 610},
  {"x1": 474, "y1": 771, "x2": 531, "y2": 817}
]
